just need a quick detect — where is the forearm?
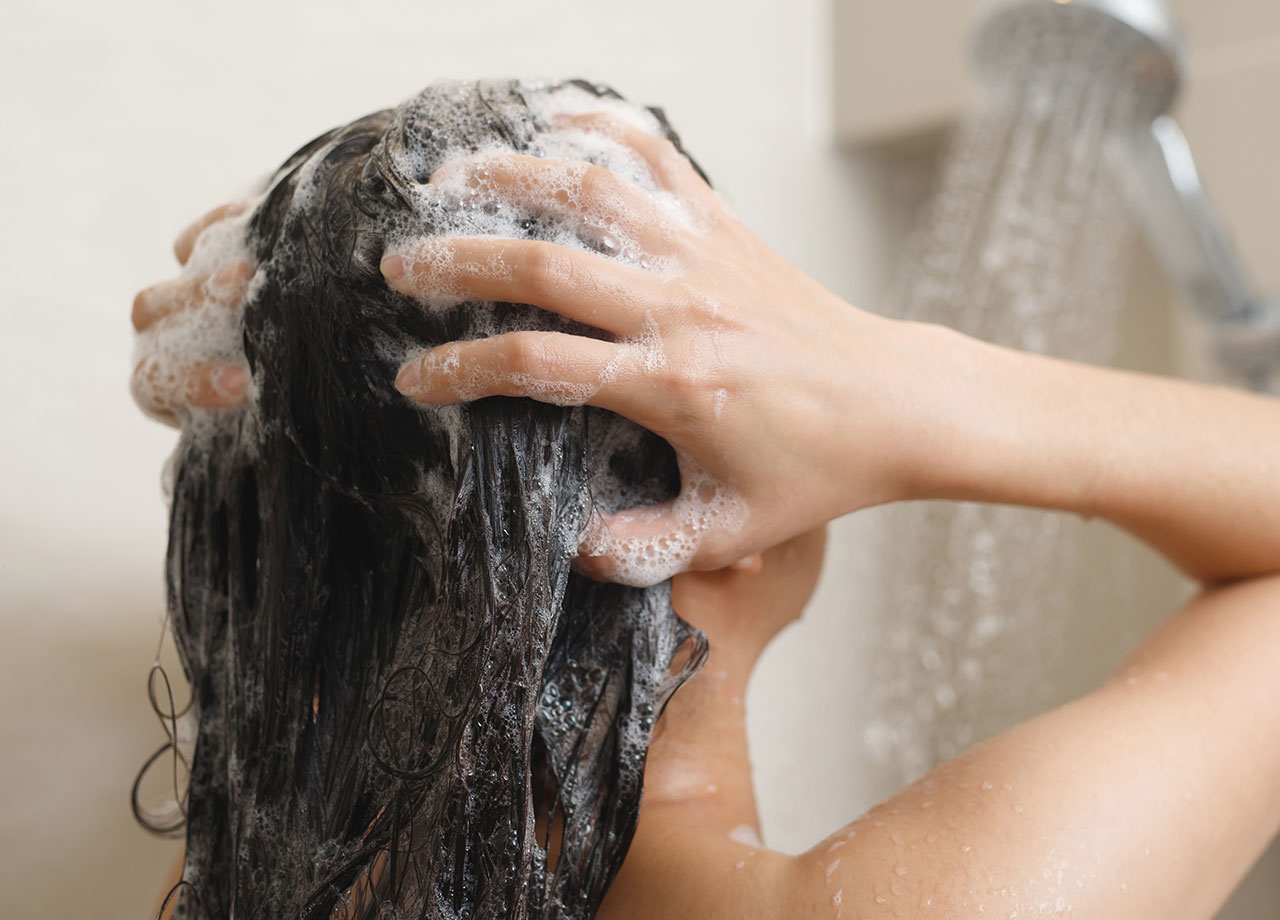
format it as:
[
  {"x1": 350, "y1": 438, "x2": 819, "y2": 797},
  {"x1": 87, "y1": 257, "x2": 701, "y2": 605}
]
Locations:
[{"x1": 894, "y1": 320, "x2": 1280, "y2": 585}]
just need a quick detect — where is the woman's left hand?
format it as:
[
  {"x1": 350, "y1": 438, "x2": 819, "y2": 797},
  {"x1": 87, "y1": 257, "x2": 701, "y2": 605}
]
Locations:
[{"x1": 131, "y1": 203, "x2": 255, "y2": 426}]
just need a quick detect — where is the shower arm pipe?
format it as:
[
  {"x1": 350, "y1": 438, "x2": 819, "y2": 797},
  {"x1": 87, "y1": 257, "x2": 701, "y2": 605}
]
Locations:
[{"x1": 1127, "y1": 117, "x2": 1280, "y2": 392}]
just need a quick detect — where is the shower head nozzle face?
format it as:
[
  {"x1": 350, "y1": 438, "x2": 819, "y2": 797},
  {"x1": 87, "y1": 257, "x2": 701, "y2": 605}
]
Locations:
[{"x1": 971, "y1": 0, "x2": 1186, "y2": 122}]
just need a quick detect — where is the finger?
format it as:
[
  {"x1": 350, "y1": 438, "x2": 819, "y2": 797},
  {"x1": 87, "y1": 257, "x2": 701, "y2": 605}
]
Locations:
[
  {"x1": 394, "y1": 330, "x2": 659, "y2": 416},
  {"x1": 555, "y1": 112, "x2": 717, "y2": 206},
  {"x1": 132, "y1": 358, "x2": 250, "y2": 424},
  {"x1": 132, "y1": 261, "x2": 253, "y2": 332},
  {"x1": 190, "y1": 364, "x2": 250, "y2": 409},
  {"x1": 173, "y1": 201, "x2": 249, "y2": 266},
  {"x1": 430, "y1": 153, "x2": 669, "y2": 253},
  {"x1": 381, "y1": 238, "x2": 667, "y2": 336}
]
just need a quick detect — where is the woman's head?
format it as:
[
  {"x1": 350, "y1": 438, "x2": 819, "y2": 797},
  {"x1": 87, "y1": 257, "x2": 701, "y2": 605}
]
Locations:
[{"x1": 143, "y1": 79, "x2": 713, "y2": 920}]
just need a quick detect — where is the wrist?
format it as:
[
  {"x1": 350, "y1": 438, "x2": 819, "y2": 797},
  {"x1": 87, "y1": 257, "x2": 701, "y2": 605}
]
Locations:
[
  {"x1": 895, "y1": 322, "x2": 1101, "y2": 516},
  {"x1": 866, "y1": 317, "x2": 994, "y2": 506}
]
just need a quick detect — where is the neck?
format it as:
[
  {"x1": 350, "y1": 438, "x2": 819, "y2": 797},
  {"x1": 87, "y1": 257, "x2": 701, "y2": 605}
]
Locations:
[{"x1": 641, "y1": 578, "x2": 770, "y2": 836}]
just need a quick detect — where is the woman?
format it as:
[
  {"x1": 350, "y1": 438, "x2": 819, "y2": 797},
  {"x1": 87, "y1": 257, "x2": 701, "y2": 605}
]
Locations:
[{"x1": 134, "y1": 82, "x2": 1280, "y2": 918}]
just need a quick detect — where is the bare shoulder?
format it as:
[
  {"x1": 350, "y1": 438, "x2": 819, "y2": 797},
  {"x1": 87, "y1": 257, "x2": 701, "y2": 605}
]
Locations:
[{"x1": 788, "y1": 574, "x2": 1280, "y2": 919}]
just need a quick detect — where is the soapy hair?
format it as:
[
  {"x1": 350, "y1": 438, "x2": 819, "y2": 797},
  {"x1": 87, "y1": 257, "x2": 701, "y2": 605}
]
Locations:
[{"x1": 137, "y1": 79, "x2": 709, "y2": 920}]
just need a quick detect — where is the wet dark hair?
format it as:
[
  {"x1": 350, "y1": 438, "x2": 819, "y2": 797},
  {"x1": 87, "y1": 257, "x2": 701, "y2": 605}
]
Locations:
[{"x1": 139, "y1": 80, "x2": 709, "y2": 920}]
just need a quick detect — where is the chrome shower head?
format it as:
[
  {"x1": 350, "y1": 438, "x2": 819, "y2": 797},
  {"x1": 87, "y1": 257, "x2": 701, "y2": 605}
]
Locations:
[
  {"x1": 969, "y1": 0, "x2": 1280, "y2": 392},
  {"x1": 972, "y1": 0, "x2": 1185, "y2": 123}
]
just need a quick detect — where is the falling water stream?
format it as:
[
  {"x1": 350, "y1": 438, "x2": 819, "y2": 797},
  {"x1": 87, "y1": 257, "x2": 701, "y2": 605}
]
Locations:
[{"x1": 862, "y1": 13, "x2": 1154, "y2": 781}]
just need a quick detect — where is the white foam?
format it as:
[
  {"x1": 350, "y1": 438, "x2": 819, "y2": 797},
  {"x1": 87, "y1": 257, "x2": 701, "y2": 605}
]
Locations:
[
  {"x1": 131, "y1": 199, "x2": 261, "y2": 427},
  {"x1": 580, "y1": 451, "x2": 747, "y2": 588},
  {"x1": 383, "y1": 80, "x2": 711, "y2": 308}
]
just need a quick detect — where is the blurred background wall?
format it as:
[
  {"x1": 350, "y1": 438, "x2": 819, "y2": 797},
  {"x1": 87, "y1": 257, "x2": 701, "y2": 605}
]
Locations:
[{"x1": 0, "y1": 1, "x2": 1275, "y2": 917}]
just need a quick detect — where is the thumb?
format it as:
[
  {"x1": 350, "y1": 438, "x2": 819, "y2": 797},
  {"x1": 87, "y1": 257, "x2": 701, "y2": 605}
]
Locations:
[{"x1": 573, "y1": 497, "x2": 740, "y2": 587}]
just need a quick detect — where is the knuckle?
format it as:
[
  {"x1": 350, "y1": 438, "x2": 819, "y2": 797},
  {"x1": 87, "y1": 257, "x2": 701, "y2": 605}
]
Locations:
[
  {"x1": 658, "y1": 359, "x2": 697, "y2": 402},
  {"x1": 521, "y1": 241, "x2": 574, "y2": 296},
  {"x1": 647, "y1": 134, "x2": 681, "y2": 167},
  {"x1": 501, "y1": 333, "x2": 547, "y2": 378},
  {"x1": 579, "y1": 163, "x2": 620, "y2": 202}
]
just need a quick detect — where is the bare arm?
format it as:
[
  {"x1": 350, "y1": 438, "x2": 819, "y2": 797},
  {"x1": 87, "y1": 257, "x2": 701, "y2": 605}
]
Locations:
[
  {"x1": 798, "y1": 574, "x2": 1280, "y2": 919},
  {"x1": 792, "y1": 326, "x2": 1280, "y2": 918},
  {"x1": 603, "y1": 335, "x2": 1280, "y2": 919},
  {"x1": 906, "y1": 322, "x2": 1280, "y2": 584}
]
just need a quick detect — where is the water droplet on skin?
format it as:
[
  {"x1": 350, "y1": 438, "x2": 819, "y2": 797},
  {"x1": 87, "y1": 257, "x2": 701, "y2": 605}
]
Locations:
[
  {"x1": 961, "y1": 844, "x2": 973, "y2": 853},
  {"x1": 982, "y1": 780, "x2": 995, "y2": 791},
  {"x1": 894, "y1": 864, "x2": 909, "y2": 877},
  {"x1": 875, "y1": 896, "x2": 888, "y2": 905}
]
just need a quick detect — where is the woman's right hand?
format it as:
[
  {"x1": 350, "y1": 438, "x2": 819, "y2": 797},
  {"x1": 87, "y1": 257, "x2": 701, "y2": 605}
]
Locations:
[
  {"x1": 382, "y1": 114, "x2": 951, "y2": 585},
  {"x1": 131, "y1": 202, "x2": 255, "y2": 427}
]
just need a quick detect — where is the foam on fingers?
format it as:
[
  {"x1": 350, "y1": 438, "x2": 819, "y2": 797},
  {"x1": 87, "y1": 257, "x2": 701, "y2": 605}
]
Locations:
[
  {"x1": 581, "y1": 452, "x2": 748, "y2": 588},
  {"x1": 132, "y1": 200, "x2": 260, "y2": 428}
]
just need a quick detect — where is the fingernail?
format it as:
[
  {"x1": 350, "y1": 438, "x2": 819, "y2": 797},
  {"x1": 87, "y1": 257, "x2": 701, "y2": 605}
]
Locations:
[
  {"x1": 211, "y1": 365, "x2": 247, "y2": 397},
  {"x1": 570, "y1": 553, "x2": 611, "y2": 581},
  {"x1": 394, "y1": 361, "x2": 420, "y2": 394},
  {"x1": 381, "y1": 252, "x2": 405, "y2": 286}
]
